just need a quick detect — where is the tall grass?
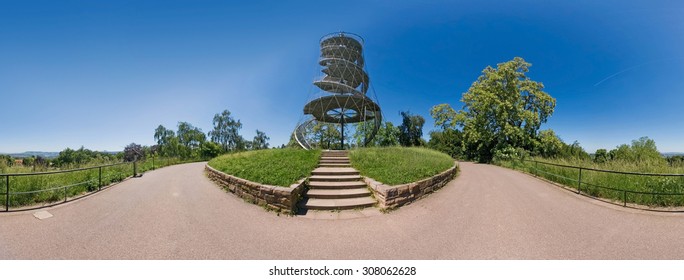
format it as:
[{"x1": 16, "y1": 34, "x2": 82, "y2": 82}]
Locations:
[{"x1": 499, "y1": 158, "x2": 684, "y2": 207}]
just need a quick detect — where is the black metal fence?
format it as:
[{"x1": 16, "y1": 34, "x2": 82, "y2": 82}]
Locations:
[
  {"x1": 518, "y1": 159, "x2": 684, "y2": 209},
  {"x1": 0, "y1": 161, "x2": 138, "y2": 212}
]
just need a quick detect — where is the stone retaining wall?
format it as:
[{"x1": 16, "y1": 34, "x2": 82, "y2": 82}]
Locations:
[
  {"x1": 205, "y1": 165, "x2": 306, "y2": 215},
  {"x1": 364, "y1": 163, "x2": 458, "y2": 209}
]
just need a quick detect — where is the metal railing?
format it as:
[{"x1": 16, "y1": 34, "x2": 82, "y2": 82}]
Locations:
[
  {"x1": 0, "y1": 161, "x2": 138, "y2": 212},
  {"x1": 520, "y1": 159, "x2": 684, "y2": 209}
]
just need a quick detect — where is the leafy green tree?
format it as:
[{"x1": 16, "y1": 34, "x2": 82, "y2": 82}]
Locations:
[
  {"x1": 536, "y1": 129, "x2": 564, "y2": 158},
  {"x1": 430, "y1": 103, "x2": 458, "y2": 130},
  {"x1": 154, "y1": 125, "x2": 177, "y2": 156},
  {"x1": 252, "y1": 130, "x2": 270, "y2": 150},
  {"x1": 312, "y1": 122, "x2": 342, "y2": 149},
  {"x1": 177, "y1": 122, "x2": 206, "y2": 159},
  {"x1": 398, "y1": 111, "x2": 425, "y2": 147},
  {"x1": 375, "y1": 121, "x2": 400, "y2": 147},
  {"x1": 453, "y1": 57, "x2": 556, "y2": 162},
  {"x1": 200, "y1": 141, "x2": 223, "y2": 159},
  {"x1": 561, "y1": 141, "x2": 590, "y2": 160},
  {"x1": 608, "y1": 137, "x2": 665, "y2": 164},
  {"x1": 594, "y1": 149, "x2": 608, "y2": 163},
  {"x1": 209, "y1": 110, "x2": 243, "y2": 152},
  {"x1": 22, "y1": 156, "x2": 35, "y2": 167},
  {"x1": 428, "y1": 128, "x2": 463, "y2": 158},
  {"x1": 123, "y1": 143, "x2": 144, "y2": 162}
]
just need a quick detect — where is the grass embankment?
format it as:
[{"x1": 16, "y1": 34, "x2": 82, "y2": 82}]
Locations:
[
  {"x1": 0, "y1": 157, "x2": 190, "y2": 209},
  {"x1": 499, "y1": 158, "x2": 684, "y2": 207},
  {"x1": 208, "y1": 149, "x2": 321, "y2": 187},
  {"x1": 350, "y1": 147, "x2": 455, "y2": 185}
]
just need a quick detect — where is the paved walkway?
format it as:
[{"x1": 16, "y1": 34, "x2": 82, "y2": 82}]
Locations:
[{"x1": 1, "y1": 162, "x2": 684, "y2": 259}]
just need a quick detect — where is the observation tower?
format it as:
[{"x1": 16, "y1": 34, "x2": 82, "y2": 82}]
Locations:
[{"x1": 294, "y1": 32, "x2": 382, "y2": 150}]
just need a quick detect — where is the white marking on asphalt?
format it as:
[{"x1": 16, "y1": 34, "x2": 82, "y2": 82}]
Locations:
[{"x1": 33, "y1": 211, "x2": 53, "y2": 220}]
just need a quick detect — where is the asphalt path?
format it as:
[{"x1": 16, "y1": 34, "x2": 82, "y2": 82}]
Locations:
[{"x1": 1, "y1": 162, "x2": 683, "y2": 259}]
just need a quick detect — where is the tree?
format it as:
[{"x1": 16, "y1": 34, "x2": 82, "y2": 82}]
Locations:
[
  {"x1": 252, "y1": 130, "x2": 270, "y2": 150},
  {"x1": 430, "y1": 103, "x2": 458, "y2": 130},
  {"x1": 375, "y1": 121, "x2": 400, "y2": 147},
  {"x1": 209, "y1": 110, "x2": 243, "y2": 152},
  {"x1": 200, "y1": 141, "x2": 223, "y2": 159},
  {"x1": 154, "y1": 125, "x2": 176, "y2": 156},
  {"x1": 398, "y1": 111, "x2": 425, "y2": 146},
  {"x1": 123, "y1": 143, "x2": 144, "y2": 162},
  {"x1": 177, "y1": 122, "x2": 206, "y2": 159},
  {"x1": 594, "y1": 149, "x2": 608, "y2": 163},
  {"x1": 428, "y1": 128, "x2": 463, "y2": 158},
  {"x1": 454, "y1": 57, "x2": 556, "y2": 162},
  {"x1": 536, "y1": 129, "x2": 564, "y2": 158},
  {"x1": 608, "y1": 137, "x2": 665, "y2": 164}
]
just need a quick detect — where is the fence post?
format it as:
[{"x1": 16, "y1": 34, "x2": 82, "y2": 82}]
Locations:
[
  {"x1": 577, "y1": 168, "x2": 582, "y2": 194},
  {"x1": 5, "y1": 175, "x2": 9, "y2": 212},
  {"x1": 133, "y1": 161, "x2": 137, "y2": 177},
  {"x1": 623, "y1": 191, "x2": 627, "y2": 207},
  {"x1": 535, "y1": 161, "x2": 538, "y2": 176},
  {"x1": 152, "y1": 156, "x2": 155, "y2": 170},
  {"x1": 64, "y1": 185, "x2": 67, "y2": 202},
  {"x1": 98, "y1": 166, "x2": 102, "y2": 191}
]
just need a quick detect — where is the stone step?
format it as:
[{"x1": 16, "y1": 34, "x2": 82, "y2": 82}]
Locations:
[
  {"x1": 309, "y1": 175, "x2": 362, "y2": 182},
  {"x1": 319, "y1": 161, "x2": 350, "y2": 165},
  {"x1": 318, "y1": 163, "x2": 351, "y2": 168},
  {"x1": 306, "y1": 188, "x2": 371, "y2": 199},
  {"x1": 311, "y1": 167, "x2": 359, "y2": 176},
  {"x1": 308, "y1": 180, "x2": 367, "y2": 189},
  {"x1": 303, "y1": 197, "x2": 376, "y2": 210},
  {"x1": 322, "y1": 152, "x2": 348, "y2": 157},
  {"x1": 320, "y1": 158, "x2": 350, "y2": 162},
  {"x1": 320, "y1": 156, "x2": 349, "y2": 160}
]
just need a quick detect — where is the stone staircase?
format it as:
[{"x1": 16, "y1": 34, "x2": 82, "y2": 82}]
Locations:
[{"x1": 301, "y1": 150, "x2": 376, "y2": 210}]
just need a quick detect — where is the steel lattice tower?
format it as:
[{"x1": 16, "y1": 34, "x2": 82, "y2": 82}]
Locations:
[{"x1": 294, "y1": 32, "x2": 382, "y2": 150}]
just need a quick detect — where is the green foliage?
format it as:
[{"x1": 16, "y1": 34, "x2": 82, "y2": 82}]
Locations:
[
  {"x1": 349, "y1": 147, "x2": 455, "y2": 185},
  {"x1": 123, "y1": 143, "x2": 144, "y2": 162},
  {"x1": 427, "y1": 128, "x2": 463, "y2": 159},
  {"x1": 606, "y1": 137, "x2": 665, "y2": 164},
  {"x1": 154, "y1": 125, "x2": 176, "y2": 156},
  {"x1": 398, "y1": 111, "x2": 425, "y2": 147},
  {"x1": 353, "y1": 121, "x2": 400, "y2": 147},
  {"x1": 375, "y1": 121, "x2": 401, "y2": 147},
  {"x1": 535, "y1": 129, "x2": 563, "y2": 158},
  {"x1": 208, "y1": 149, "x2": 321, "y2": 187},
  {"x1": 252, "y1": 130, "x2": 270, "y2": 150},
  {"x1": 430, "y1": 103, "x2": 458, "y2": 130},
  {"x1": 311, "y1": 122, "x2": 343, "y2": 150},
  {"x1": 54, "y1": 146, "x2": 117, "y2": 167},
  {"x1": 669, "y1": 155, "x2": 684, "y2": 168},
  {"x1": 200, "y1": 141, "x2": 223, "y2": 159},
  {"x1": 454, "y1": 57, "x2": 556, "y2": 162},
  {"x1": 209, "y1": 110, "x2": 243, "y2": 152},
  {"x1": 177, "y1": 122, "x2": 206, "y2": 159},
  {"x1": 594, "y1": 149, "x2": 608, "y2": 163}
]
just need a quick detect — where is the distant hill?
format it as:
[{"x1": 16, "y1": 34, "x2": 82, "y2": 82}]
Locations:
[{"x1": 0, "y1": 151, "x2": 120, "y2": 159}]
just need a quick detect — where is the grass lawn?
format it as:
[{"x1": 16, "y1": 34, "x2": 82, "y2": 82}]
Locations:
[
  {"x1": 350, "y1": 147, "x2": 455, "y2": 185},
  {"x1": 208, "y1": 148, "x2": 321, "y2": 187}
]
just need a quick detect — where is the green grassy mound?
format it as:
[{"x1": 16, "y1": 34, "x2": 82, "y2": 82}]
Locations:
[
  {"x1": 208, "y1": 149, "x2": 321, "y2": 187},
  {"x1": 350, "y1": 147, "x2": 456, "y2": 185}
]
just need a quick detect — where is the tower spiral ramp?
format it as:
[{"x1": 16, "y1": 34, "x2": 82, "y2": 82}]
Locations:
[{"x1": 294, "y1": 32, "x2": 382, "y2": 150}]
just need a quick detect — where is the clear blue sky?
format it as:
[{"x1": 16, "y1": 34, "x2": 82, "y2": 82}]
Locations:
[{"x1": 1, "y1": 0, "x2": 682, "y2": 153}]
